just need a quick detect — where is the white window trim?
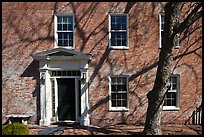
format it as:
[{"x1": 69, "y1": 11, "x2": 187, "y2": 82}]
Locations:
[
  {"x1": 54, "y1": 15, "x2": 75, "y2": 49},
  {"x1": 109, "y1": 75, "x2": 129, "y2": 111},
  {"x1": 163, "y1": 74, "x2": 180, "y2": 111},
  {"x1": 108, "y1": 14, "x2": 129, "y2": 50}
]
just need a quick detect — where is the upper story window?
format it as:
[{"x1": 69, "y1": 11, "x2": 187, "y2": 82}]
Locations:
[
  {"x1": 163, "y1": 74, "x2": 180, "y2": 111},
  {"x1": 55, "y1": 15, "x2": 74, "y2": 49},
  {"x1": 109, "y1": 14, "x2": 129, "y2": 49},
  {"x1": 109, "y1": 76, "x2": 129, "y2": 111},
  {"x1": 159, "y1": 14, "x2": 165, "y2": 48},
  {"x1": 159, "y1": 14, "x2": 180, "y2": 49}
]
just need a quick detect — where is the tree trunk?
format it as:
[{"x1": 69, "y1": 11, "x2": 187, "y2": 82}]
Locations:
[{"x1": 143, "y1": 2, "x2": 183, "y2": 135}]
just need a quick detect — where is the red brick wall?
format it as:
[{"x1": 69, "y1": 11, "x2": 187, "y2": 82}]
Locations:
[{"x1": 2, "y1": 2, "x2": 202, "y2": 127}]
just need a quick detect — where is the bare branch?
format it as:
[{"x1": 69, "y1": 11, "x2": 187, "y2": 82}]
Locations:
[{"x1": 173, "y1": 3, "x2": 202, "y2": 35}]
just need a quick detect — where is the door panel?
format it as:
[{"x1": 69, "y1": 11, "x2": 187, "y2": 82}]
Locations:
[{"x1": 57, "y1": 78, "x2": 75, "y2": 121}]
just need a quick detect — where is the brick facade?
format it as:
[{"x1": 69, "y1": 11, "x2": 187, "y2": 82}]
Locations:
[{"x1": 2, "y1": 2, "x2": 202, "y2": 127}]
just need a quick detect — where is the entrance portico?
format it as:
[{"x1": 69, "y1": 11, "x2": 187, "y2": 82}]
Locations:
[{"x1": 32, "y1": 48, "x2": 91, "y2": 126}]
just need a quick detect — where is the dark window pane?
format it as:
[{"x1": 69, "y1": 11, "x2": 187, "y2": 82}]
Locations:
[
  {"x1": 121, "y1": 16, "x2": 126, "y2": 22},
  {"x1": 58, "y1": 17, "x2": 62, "y2": 24},
  {"x1": 161, "y1": 24, "x2": 164, "y2": 30},
  {"x1": 116, "y1": 100, "x2": 121, "y2": 107},
  {"x1": 172, "y1": 83, "x2": 177, "y2": 90},
  {"x1": 58, "y1": 24, "x2": 62, "y2": 31},
  {"x1": 112, "y1": 99, "x2": 116, "y2": 107},
  {"x1": 63, "y1": 24, "x2": 67, "y2": 31},
  {"x1": 111, "y1": 16, "x2": 116, "y2": 23},
  {"x1": 172, "y1": 98, "x2": 176, "y2": 106},
  {"x1": 111, "y1": 16, "x2": 127, "y2": 30},
  {"x1": 72, "y1": 71, "x2": 76, "y2": 76},
  {"x1": 111, "y1": 32, "x2": 127, "y2": 46},
  {"x1": 122, "y1": 24, "x2": 126, "y2": 30},
  {"x1": 171, "y1": 77, "x2": 177, "y2": 83},
  {"x1": 58, "y1": 33, "x2": 63, "y2": 39},
  {"x1": 69, "y1": 40, "x2": 73, "y2": 46},
  {"x1": 111, "y1": 85, "x2": 117, "y2": 92},
  {"x1": 171, "y1": 92, "x2": 176, "y2": 99},
  {"x1": 122, "y1": 100, "x2": 127, "y2": 107},
  {"x1": 111, "y1": 34, "x2": 117, "y2": 46},
  {"x1": 166, "y1": 100, "x2": 171, "y2": 106},
  {"x1": 57, "y1": 71, "x2": 61, "y2": 76},
  {"x1": 68, "y1": 32, "x2": 73, "y2": 39},
  {"x1": 161, "y1": 15, "x2": 165, "y2": 23},
  {"x1": 68, "y1": 24, "x2": 73, "y2": 31},
  {"x1": 122, "y1": 39, "x2": 127, "y2": 46},
  {"x1": 117, "y1": 85, "x2": 122, "y2": 91},
  {"x1": 64, "y1": 40, "x2": 68, "y2": 46},
  {"x1": 62, "y1": 71, "x2": 66, "y2": 76},
  {"x1": 58, "y1": 40, "x2": 62, "y2": 46},
  {"x1": 63, "y1": 17, "x2": 68, "y2": 23},
  {"x1": 166, "y1": 93, "x2": 171, "y2": 98},
  {"x1": 112, "y1": 93, "x2": 117, "y2": 100},
  {"x1": 63, "y1": 33, "x2": 68, "y2": 39},
  {"x1": 68, "y1": 16, "x2": 73, "y2": 24},
  {"x1": 161, "y1": 31, "x2": 164, "y2": 46},
  {"x1": 121, "y1": 93, "x2": 127, "y2": 100}
]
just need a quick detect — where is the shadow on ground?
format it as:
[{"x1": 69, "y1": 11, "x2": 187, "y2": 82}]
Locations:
[{"x1": 28, "y1": 124, "x2": 202, "y2": 135}]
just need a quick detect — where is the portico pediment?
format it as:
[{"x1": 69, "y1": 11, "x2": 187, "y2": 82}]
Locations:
[{"x1": 32, "y1": 48, "x2": 91, "y2": 61}]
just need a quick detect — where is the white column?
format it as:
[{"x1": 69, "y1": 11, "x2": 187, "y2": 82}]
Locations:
[
  {"x1": 44, "y1": 70, "x2": 51, "y2": 125},
  {"x1": 39, "y1": 70, "x2": 51, "y2": 126},
  {"x1": 80, "y1": 69, "x2": 90, "y2": 126},
  {"x1": 39, "y1": 71, "x2": 46, "y2": 125}
]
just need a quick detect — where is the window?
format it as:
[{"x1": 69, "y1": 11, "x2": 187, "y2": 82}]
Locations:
[
  {"x1": 163, "y1": 74, "x2": 180, "y2": 110},
  {"x1": 109, "y1": 14, "x2": 129, "y2": 49},
  {"x1": 159, "y1": 14, "x2": 165, "y2": 48},
  {"x1": 109, "y1": 76, "x2": 129, "y2": 111},
  {"x1": 159, "y1": 14, "x2": 180, "y2": 48},
  {"x1": 55, "y1": 15, "x2": 74, "y2": 48},
  {"x1": 51, "y1": 70, "x2": 81, "y2": 77}
]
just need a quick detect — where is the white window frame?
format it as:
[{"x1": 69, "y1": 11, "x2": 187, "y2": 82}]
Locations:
[
  {"x1": 109, "y1": 75, "x2": 129, "y2": 111},
  {"x1": 163, "y1": 74, "x2": 180, "y2": 111},
  {"x1": 54, "y1": 15, "x2": 75, "y2": 49},
  {"x1": 108, "y1": 14, "x2": 129, "y2": 50},
  {"x1": 159, "y1": 14, "x2": 180, "y2": 49}
]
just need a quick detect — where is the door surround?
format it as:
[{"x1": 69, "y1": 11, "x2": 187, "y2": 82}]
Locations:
[{"x1": 32, "y1": 48, "x2": 91, "y2": 126}]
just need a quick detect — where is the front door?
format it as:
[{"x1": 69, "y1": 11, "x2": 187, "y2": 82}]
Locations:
[{"x1": 57, "y1": 78, "x2": 75, "y2": 121}]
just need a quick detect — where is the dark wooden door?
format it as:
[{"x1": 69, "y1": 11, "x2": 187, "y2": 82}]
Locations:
[{"x1": 57, "y1": 78, "x2": 75, "y2": 121}]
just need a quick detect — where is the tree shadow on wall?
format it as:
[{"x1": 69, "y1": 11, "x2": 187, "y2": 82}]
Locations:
[{"x1": 20, "y1": 60, "x2": 40, "y2": 124}]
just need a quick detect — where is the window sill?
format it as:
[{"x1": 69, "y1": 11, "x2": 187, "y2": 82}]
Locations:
[
  {"x1": 109, "y1": 46, "x2": 129, "y2": 50},
  {"x1": 109, "y1": 107, "x2": 129, "y2": 112},
  {"x1": 162, "y1": 107, "x2": 180, "y2": 111},
  {"x1": 159, "y1": 46, "x2": 180, "y2": 49},
  {"x1": 55, "y1": 46, "x2": 75, "y2": 50}
]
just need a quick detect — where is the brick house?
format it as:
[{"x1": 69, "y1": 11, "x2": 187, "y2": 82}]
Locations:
[{"x1": 2, "y1": 2, "x2": 202, "y2": 127}]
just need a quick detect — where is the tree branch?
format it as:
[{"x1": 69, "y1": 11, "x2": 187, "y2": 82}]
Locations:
[{"x1": 173, "y1": 3, "x2": 202, "y2": 35}]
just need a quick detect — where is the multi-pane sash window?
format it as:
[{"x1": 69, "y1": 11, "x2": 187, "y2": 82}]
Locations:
[
  {"x1": 159, "y1": 14, "x2": 180, "y2": 48},
  {"x1": 163, "y1": 75, "x2": 180, "y2": 110},
  {"x1": 55, "y1": 16, "x2": 74, "y2": 48},
  {"x1": 109, "y1": 14, "x2": 128, "y2": 49},
  {"x1": 110, "y1": 76, "x2": 128, "y2": 110}
]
